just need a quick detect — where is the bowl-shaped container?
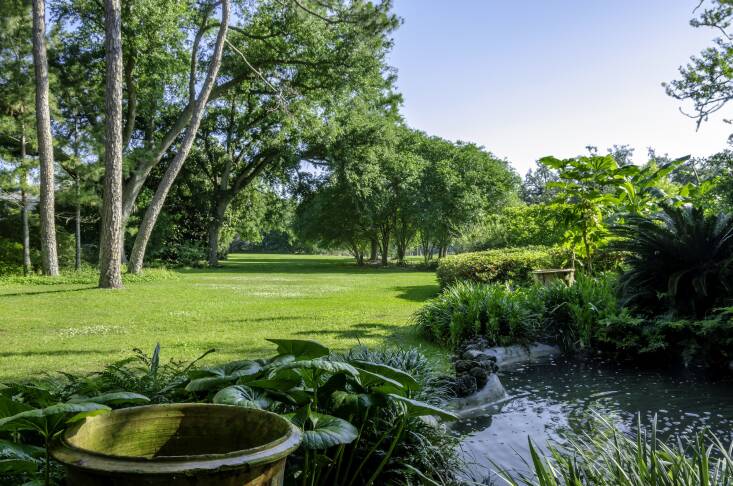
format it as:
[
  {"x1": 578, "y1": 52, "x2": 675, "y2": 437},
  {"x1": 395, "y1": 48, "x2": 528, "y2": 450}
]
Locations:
[{"x1": 51, "y1": 403, "x2": 301, "y2": 486}]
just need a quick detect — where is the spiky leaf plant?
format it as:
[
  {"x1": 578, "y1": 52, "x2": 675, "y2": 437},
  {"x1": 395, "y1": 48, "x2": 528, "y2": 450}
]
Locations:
[{"x1": 613, "y1": 205, "x2": 733, "y2": 318}]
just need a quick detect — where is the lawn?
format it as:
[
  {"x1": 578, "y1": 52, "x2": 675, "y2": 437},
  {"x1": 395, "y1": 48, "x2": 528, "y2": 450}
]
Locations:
[{"x1": 0, "y1": 253, "x2": 442, "y2": 381}]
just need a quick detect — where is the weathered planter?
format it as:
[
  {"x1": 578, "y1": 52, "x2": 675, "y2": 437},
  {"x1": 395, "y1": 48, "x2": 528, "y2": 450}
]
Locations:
[
  {"x1": 51, "y1": 403, "x2": 301, "y2": 486},
  {"x1": 532, "y1": 268, "x2": 575, "y2": 286}
]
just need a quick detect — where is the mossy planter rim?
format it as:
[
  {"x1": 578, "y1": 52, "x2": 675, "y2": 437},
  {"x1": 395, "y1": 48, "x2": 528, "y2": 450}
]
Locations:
[{"x1": 50, "y1": 403, "x2": 301, "y2": 475}]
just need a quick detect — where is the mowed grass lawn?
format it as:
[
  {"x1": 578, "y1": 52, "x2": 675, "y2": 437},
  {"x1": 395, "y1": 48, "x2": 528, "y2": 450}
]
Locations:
[{"x1": 0, "y1": 254, "x2": 442, "y2": 381}]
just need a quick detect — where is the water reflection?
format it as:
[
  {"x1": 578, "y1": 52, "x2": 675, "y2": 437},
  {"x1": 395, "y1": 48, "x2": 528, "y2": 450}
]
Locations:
[{"x1": 453, "y1": 357, "x2": 733, "y2": 481}]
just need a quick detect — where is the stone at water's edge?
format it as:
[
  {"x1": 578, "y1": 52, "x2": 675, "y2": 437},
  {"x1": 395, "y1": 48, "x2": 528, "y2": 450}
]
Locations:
[
  {"x1": 450, "y1": 343, "x2": 561, "y2": 414},
  {"x1": 464, "y1": 343, "x2": 561, "y2": 369},
  {"x1": 451, "y1": 374, "x2": 507, "y2": 415}
]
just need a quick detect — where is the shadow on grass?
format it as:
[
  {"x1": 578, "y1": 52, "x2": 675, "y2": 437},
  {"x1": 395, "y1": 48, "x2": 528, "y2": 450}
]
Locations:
[
  {"x1": 392, "y1": 284, "x2": 439, "y2": 302},
  {"x1": 0, "y1": 286, "x2": 97, "y2": 298},
  {"x1": 180, "y1": 254, "x2": 431, "y2": 276},
  {"x1": 294, "y1": 322, "x2": 402, "y2": 340},
  {"x1": 0, "y1": 348, "x2": 111, "y2": 358}
]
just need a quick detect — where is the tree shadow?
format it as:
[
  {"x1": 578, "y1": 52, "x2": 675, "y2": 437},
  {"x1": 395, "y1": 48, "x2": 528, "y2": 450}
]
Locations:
[
  {"x1": 0, "y1": 286, "x2": 97, "y2": 298},
  {"x1": 293, "y1": 322, "x2": 402, "y2": 340},
  {"x1": 0, "y1": 348, "x2": 111, "y2": 358},
  {"x1": 392, "y1": 284, "x2": 439, "y2": 302}
]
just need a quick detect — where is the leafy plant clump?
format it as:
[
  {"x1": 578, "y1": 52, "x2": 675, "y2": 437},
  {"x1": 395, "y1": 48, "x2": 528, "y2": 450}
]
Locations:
[
  {"x1": 496, "y1": 415, "x2": 733, "y2": 486},
  {"x1": 415, "y1": 275, "x2": 621, "y2": 353},
  {"x1": 0, "y1": 341, "x2": 462, "y2": 486},
  {"x1": 613, "y1": 204, "x2": 733, "y2": 318},
  {"x1": 436, "y1": 246, "x2": 569, "y2": 289}
]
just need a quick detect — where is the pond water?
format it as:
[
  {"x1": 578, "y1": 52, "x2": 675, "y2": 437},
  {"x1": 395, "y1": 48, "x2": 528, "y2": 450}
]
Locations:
[{"x1": 452, "y1": 357, "x2": 733, "y2": 482}]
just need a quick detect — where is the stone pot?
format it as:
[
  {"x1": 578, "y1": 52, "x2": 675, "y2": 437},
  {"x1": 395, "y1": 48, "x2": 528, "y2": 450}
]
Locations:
[{"x1": 51, "y1": 403, "x2": 301, "y2": 486}]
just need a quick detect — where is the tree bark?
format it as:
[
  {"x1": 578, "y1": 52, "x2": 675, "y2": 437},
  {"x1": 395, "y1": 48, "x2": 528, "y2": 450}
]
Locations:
[
  {"x1": 98, "y1": 0, "x2": 124, "y2": 289},
  {"x1": 369, "y1": 236, "x2": 378, "y2": 261},
  {"x1": 379, "y1": 227, "x2": 389, "y2": 265},
  {"x1": 128, "y1": 2, "x2": 230, "y2": 274},
  {"x1": 31, "y1": 0, "x2": 59, "y2": 276},
  {"x1": 207, "y1": 196, "x2": 229, "y2": 267},
  {"x1": 75, "y1": 176, "x2": 82, "y2": 271}
]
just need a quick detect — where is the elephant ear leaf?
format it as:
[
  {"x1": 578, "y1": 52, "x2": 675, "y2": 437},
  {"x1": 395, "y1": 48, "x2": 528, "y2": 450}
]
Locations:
[
  {"x1": 266, "y1": 339, "x2": 329, "y2": 360},
  {"x1": 70, "y1": 392, "x2": 150, "y2": 407},
  {"x1": 185, "y1": 375, "x2": 238, "y2": 393},
  {"x1": 286, "y1": 411, "x2": 357, "y2": 449},
  {"x1": 331, "y1": 391, "x2": 376, "y2": 413},
  {"x1": 387, "y1": 395, "x2": 458, "y2": 421},
  {"x1": 351, "y1": 360, "x2": 420, "y2": 392},
  {"x1": 0, "y1": 402, "x2": 111, "y2": 431},
  {"x1": 280, "y1": 359, "x2": 358, "y2": 377},
  {"x1": 213, "y1": 385, "x2": 271, "y2": 410},
  {"x1": 0, "y1": 439, "x2": 43, "y2": 474}
]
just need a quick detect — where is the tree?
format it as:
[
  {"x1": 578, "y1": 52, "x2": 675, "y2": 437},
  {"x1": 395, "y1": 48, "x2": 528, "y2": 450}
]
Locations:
[
  {"x1": 31, "y1": 0, "x2": 59, "y2": 275},
  {"x1": 97, "y1": 0, "x2": 124, "y2": 288},
  {"x1": 127, "y1": 0, "x2": 230, "y2": 273},
  {"x1": 665, "y1": 1, "x2": 733, "y2": 132},
  {"x1": 0, "y1": 0, "x2": 36, "y2": 274}
]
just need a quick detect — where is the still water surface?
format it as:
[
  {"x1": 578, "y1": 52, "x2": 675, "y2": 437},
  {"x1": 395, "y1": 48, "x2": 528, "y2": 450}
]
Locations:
[{"x1": 453, "y1": 357, "x2": 733, "y2": 481}]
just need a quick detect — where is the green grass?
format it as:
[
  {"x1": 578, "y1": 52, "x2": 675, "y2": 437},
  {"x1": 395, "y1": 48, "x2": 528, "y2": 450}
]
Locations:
[{"x1": 0, "y1": 253, "x2": 444, "y2": 381}]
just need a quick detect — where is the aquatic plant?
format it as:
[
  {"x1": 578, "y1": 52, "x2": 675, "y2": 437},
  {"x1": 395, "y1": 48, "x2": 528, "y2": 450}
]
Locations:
[{"x1": 495, "y1": 415, "x2": 733, "y2": 486}]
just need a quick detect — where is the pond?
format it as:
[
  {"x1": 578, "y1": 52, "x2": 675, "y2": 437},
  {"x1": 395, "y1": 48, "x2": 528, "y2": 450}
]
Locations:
[{"x1": 452, "y1": 357, "x2": 733, "y2": 483}]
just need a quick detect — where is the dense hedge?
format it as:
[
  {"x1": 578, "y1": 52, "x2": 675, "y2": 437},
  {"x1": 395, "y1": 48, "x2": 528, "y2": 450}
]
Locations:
[{"x1": 436, "y1": 246, "x2": 569, "y2": 288}]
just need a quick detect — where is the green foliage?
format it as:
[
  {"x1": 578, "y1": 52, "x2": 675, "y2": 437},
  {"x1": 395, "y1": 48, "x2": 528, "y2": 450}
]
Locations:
[
  {"x1": 415, "y1": 274, "x2": 620, "y2": 353},
  {"x1": 540, "y1": 154, "x2": 687, "y2": 273},
  {"x1": 414, "y1": 281, "x2": 545, "y2": 349},
  {"x1": 498, "y1": 415, "x2": 733, "y2": 486},
  {"x1": 0, "y1": 340, "x2": 462, "y2": 486},
  {"x1": 461, "y1": 204, "x2": 567, "y2": 250},
  {"x1": 613, "y1": 204, "x2": 733, "y2": 318},
  {"x1": 436, "y1": 246, "x2": 568, "y2": 288}
]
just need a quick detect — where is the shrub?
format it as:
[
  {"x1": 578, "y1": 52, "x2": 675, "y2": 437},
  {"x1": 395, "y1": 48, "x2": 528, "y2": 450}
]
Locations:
[
  {"x1": 414, "y1": 281, "x2": 545, "y2": 349},
  {"x1": 613, "y1": 204, "x2": 733, "y2": 318},
  {"x1": 0, "y1": 266, "x2": 179, "y2": 286},
  {"x1": 415, "y1": 274, "x2": 619, "y2": 352},
  {"x1": 436, "y1": 246, "x2": 569, "y2": 288}
]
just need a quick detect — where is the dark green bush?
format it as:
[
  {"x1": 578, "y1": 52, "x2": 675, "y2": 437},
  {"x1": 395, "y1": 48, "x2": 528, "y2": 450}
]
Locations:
[
  {"x1": 613, "y1": 205, "x2": 733, "y2": 318},
  {"x1": 436, "y1": 246, "x2": 569, "y2": 288}
]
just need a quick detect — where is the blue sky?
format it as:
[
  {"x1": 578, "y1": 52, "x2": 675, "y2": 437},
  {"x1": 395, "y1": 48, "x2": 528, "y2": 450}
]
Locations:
[{"x1": 387, "y1": 0, "x2": 732, "y2": 176}]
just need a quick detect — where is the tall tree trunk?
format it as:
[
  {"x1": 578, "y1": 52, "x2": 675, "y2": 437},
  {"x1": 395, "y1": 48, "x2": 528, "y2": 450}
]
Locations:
[
  {"x1": 20, "y1": 129, "x2": 32, "y2": 276},
  {"x1": 128, "y1": 2, "x2": 230, "y2": 274},
  {"x1": 31, "y1": 0, "x2": 59, "y2": 276},
  {"x1": 21, "y1": 188, "x2": 31, "y2": 275},
  {"x1": 369, "y1": 236, "x2": 378, "y2": 261},
  {"x1": 75, "y1": 176, "x2": 82, "y2": 271},
  {"x1": 379, "y1": 228, "x2": 389, "y2": 265},
  {"x1": 207, "y1": 197, "x2": 228, "y2": 267},
  {"x1": 98, "y1": 0, "x2": 124, "y2": 289}
]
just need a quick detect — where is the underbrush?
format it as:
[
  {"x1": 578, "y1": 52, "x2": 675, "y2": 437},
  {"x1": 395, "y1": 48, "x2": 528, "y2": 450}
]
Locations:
[
  {"x1": 0, "y1": 265, "x2": 179, "y2": 286},
  {"x1": 0, "y1": 341, "x2": 462, "y2": 486},
  {"x1": 496, "y1": 415, "x2": 733, "y2": 486},
  {"x1": 415, "y1": 275, "x2": 733, "y2": 367}
]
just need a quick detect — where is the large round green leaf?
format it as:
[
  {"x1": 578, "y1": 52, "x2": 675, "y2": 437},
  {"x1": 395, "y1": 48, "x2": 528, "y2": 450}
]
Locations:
[
  {"x1": 185, "y1": 375, "x2": 238, "y2": 393},
  {"x1": 286, "y1": 411, "x2": 358, "y2": 449},
  {"x1": 280, "y1": 359, "x2": 359, "y2": 377},
  {"x1": 353, "y1": 368, "x2": 405, "y2": 395},
  {"x1": 212, "y1": 385, "x2": 271, "y2": 409},
  {"x1": 267, "y1": 339, "x2": 329, "y2": 360},
  {"x1": 0, "y1": 439, "x2": 43, "y2": 474},
  {"x1": 351, "y1": 360, "x2": 420, "y2": 392},
  {"x1": 0, "y1": 402, "x2": 111, "y2": 431},
  {"x1": 331, "y1": 391, "x2": 375, "y2": 413},
  {"x1": 387, "y1": 395, "x2": 458, "y2": 421},
  {"x1": 70, "y1": 392, "x2": 150, "y2": 406}
]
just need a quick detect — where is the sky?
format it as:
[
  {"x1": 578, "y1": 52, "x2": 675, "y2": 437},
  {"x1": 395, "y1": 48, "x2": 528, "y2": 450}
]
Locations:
[{"x1": 387, "y1": 0, "x2": 732, "y2": 176}]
